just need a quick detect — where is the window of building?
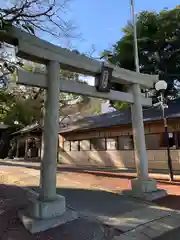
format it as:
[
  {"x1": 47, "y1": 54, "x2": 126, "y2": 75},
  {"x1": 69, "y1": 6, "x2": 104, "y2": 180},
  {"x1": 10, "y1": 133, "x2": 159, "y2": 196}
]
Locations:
[
  {"x1": 90, "y1": 138, "x2": 106, "y2": 151},
  {"x1": 160, "y1": 132, "x2": 176, "y2": 148},
  {"x1": 145, "y1": 134, "x2": 161, "y2": 149},
  {"x1": 176, "y1": 132, "x2": 180, "y2": 148},
  {"x1": 106, "y1": 138, "x2": 118, "y2": 150},
  {"x1": 80, "y1": 140, "x2": 91, "y2": 151},
  {"x1": 70, "y1": 141, "x2": 79, "y2": 151},
  {"x1": 169, "y1": 132, "x2": 176, "y2": 147},
  {"x1": 63, "y1": 140, "x2": 70, "y2": 151},
  {"x1": 118, "y1": 136, "x2": 133, "y2": 150}
]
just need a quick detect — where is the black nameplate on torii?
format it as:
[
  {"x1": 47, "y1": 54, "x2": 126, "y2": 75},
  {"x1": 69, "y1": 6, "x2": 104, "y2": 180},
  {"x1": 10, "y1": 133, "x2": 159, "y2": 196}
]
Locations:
[{"x1": 95, "y1": 62, "x2": 113, "y2": 92}]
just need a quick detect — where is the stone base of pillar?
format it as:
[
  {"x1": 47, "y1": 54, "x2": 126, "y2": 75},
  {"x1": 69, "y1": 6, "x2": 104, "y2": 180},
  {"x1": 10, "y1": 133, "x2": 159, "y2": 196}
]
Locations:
[
  {"x1": 27, "y1": 194, "x2": 66, "y2": 219},
  {"x1": 122, "y1": 178, "x2": 167, "y2": 201},
  {"x1": 131, "y1": 178, "x2": 157, "y2": 193},
  {"x1": 18, "y1": 189, "x2": 78, "y2": 233}
]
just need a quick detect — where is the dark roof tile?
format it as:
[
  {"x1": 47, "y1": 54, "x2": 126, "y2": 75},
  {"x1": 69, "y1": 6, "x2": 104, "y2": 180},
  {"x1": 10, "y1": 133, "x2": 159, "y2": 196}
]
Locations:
[
  {"x1": 59, "y1": 99, "x2": 180, "y2": 133},
  {"x1": 14, "y1": 99, "x2": 180, "y2": 135}
]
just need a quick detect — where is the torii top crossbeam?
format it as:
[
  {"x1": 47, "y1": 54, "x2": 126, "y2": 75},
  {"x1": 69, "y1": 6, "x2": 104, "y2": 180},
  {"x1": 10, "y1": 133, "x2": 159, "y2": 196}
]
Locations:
[{"x1": 0, "y1": 26, "x2": 158, "y2": 89}]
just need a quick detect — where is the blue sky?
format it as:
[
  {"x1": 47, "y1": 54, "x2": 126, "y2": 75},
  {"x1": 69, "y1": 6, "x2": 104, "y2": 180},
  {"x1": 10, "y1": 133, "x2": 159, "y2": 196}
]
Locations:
[
  {"x1": 67, "y1": 0, "x2": 180, "y2": 57},
  {"x1": 63, "y1": 0, "x2": 179, "y2": 85},
  {"x1": 1, "y1": 0, "x2": 179, "y2": 86},
  {"x1": 1, "y1": 0, "x2": 179, "y2": 57}
]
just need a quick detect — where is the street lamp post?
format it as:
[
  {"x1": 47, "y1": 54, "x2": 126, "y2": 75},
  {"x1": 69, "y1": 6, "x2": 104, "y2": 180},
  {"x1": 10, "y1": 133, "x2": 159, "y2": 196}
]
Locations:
[{"x1": 155, "y1": 80, "x2": 174, "y2": 182}]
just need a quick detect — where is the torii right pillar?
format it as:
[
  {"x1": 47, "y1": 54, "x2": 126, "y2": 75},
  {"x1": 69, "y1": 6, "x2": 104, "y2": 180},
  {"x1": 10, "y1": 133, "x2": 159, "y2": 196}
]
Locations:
[{"x1": 124, "y1": 83, "x2": 167, "y2": 201}]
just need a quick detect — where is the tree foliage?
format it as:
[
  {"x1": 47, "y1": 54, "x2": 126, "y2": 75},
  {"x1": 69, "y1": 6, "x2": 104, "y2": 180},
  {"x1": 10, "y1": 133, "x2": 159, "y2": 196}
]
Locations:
[
  {"x1": 0, "y1": 53, "x2": 89, "y2": 126},
  {"x1": 0, "y1": 0, "x2": 75, "y2": 38},
  {"x1": 0, "y1": 0, "x2": 89, "y2": 126},
  {"x1": 102, "y1": 6, "x2": 180, "y2": 109}
]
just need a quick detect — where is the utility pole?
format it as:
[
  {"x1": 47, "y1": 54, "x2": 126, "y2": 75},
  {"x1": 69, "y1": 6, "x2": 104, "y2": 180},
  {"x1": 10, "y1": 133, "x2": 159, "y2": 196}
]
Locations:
[{"x1": 130, "y1": 0, "x2": 139, "y2": 73}]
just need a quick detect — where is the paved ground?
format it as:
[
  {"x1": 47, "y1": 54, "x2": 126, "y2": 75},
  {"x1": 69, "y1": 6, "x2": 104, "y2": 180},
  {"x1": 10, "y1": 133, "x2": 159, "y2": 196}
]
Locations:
[
  {"x1": 154, "y1": 228, "x2": 180, "y2": 240},
  {"x1": 1, "y1": 160, "x2": 180, "y2": 239},
  {"x1": 0, "y1": 184, "x2": 110, "y2": 240}
]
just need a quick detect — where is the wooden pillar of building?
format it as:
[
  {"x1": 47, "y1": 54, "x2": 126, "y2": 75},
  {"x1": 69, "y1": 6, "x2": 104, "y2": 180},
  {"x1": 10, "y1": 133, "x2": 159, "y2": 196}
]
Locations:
[
  {"x1": 38, "y1": 137, "x2": 42, "y2": 158},
  {"x1": 16, "y1": 138, "x2": 20, "y2": 158},
  {"x1": 24, "y1": 138, "x2": 29, "y2": 159}
]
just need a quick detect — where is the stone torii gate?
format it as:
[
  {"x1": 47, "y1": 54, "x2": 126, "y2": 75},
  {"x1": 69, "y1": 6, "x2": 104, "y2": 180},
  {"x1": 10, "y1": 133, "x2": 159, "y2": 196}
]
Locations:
[{"x1": 1, "y1": 27, "x2": 166, "y2": 233}]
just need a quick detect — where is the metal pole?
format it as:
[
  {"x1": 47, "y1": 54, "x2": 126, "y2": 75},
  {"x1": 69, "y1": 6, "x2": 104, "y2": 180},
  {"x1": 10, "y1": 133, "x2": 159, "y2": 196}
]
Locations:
[
  {"x1": 130, "y1": 0, "x2": 139, "y2": 72},
  {"x1": 161, "y1": 93, "x2": 174, "y2": 181},
  {"x1": 130, "y1": 0, "x2": 149, "y2": 98}
]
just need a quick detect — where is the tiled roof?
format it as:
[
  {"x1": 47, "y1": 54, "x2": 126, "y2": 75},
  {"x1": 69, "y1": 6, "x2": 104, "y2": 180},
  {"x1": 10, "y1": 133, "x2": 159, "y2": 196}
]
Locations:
[
  {"x1": 12, "y1": 123, "x2": 42, "y2": 135},
  {"x1": 59, "y1": 99, "x2": 180, "y2": 133},
  {"x1": 14, "y1": 99, "x2": 180, "y2": 135}
]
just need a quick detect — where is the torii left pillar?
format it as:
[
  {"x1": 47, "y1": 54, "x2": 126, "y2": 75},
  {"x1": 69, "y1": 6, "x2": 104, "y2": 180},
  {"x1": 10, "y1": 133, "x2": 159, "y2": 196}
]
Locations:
[{"x1": 19, "y1": 61, "x2": 77, "y2": 233}]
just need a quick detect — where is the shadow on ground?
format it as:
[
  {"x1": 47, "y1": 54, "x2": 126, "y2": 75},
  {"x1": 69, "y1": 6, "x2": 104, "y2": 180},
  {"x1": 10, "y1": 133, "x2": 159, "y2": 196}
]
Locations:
[
  {"x1": 1, "y1": 183, "x2": 180, "y2": 239},
  {"x1": 0, "y1": 183, "x2": 149, "y2": 240},
  {"x1": 0, "y1": 184, "x2": 108, "y2": 240},
  {"x1": 154, "y1": 227, "x2": 180, "y2": 240},
  {"x1": 154, "y1": 194, "x2": 180, "y2": 211},
  {"x1": 29, "y1": 186, "x2": 148, "y2": 217}
]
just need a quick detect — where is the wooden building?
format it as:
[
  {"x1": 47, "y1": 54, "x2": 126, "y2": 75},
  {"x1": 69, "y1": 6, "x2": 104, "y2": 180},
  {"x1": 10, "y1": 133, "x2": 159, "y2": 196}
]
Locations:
[
  {"x1": 58, "y1": 99, "x2": 180, "y2": 171},
  {"x1": 11, "y1": 123, "x2": 42, "y2": 160},
  {"x1": 11, "y1": 99, "x2": 180, "y2": 171}
]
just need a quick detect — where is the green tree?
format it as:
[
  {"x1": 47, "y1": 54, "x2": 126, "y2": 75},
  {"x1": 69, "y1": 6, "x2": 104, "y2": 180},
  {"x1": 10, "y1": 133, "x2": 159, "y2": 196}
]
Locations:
[
  {"x1": 102, "y1": 6, "x2": 180, "y2": 109},
  {"x1": 0, "y1": 0, "x2": 90, "y2": 126},
  {"x1": 0, "y1": 59, "x2": 90, "y2": 126}
]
